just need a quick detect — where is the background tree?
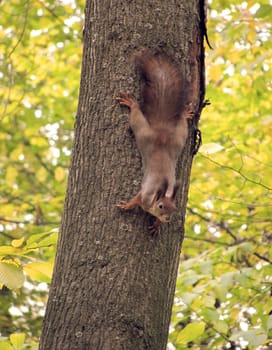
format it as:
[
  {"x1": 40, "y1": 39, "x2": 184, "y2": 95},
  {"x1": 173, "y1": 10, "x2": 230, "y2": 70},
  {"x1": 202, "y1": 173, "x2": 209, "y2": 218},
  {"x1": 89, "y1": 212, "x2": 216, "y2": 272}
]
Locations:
[
  {"x1": 39, "y1": 0, "x2": 204, "y2": 349},
  {"x1": 0, "y1": 0, "x2": 271, "y2": 349}
]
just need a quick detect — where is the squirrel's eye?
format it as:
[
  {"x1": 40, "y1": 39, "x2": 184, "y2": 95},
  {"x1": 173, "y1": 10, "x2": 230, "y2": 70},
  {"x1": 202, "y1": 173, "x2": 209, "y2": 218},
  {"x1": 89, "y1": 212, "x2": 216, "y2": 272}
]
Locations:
[{"x1": 158, "y1": 203, "x2": 164, "y2": 209}]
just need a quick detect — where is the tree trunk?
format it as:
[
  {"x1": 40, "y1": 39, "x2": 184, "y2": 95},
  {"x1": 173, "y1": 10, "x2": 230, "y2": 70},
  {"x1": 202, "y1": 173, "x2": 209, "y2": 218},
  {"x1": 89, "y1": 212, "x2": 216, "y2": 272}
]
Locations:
[{"x1": 39, "y1": 1, "x2": 205, "y2": 349}]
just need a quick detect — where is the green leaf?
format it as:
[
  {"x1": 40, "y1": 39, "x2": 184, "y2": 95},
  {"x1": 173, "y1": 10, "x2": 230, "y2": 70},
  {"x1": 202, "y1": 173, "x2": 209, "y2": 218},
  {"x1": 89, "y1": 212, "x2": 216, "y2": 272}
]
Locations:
[
  {"x1": 176, "y1": 322, "x2": 205, "y2": 344},
  {"x1": 214, "y1": 320, "x2": 228, "y2": 334},
  {"x1": 38, "y1": 232, "x2": 58, "y2": 247},
  {"x1": 267, "y1": 315, "x2": 272, "y2": 330},
  {"x1": 238, "y1": 241, "x2": 254, "y2": 252},
  {"x1": 25, "y1": 230, "x2": 57, "y2": 248},
  {"x1": 230, "y1": 330, "x2": 267, "y2": 347},
  {"x1": 255, "y1": 4, "x2": 272, "y2": 18},
  {"x1": 220, "y1": 272, "x2": 236, "y2": 288},
  {"x1": 203, "y1": 309, "x2": 219, "y2": 322},
  {"x1": 10, "y1": 333, "x2": 26, "y2": 349},
  {"x1": 0, "y1": 262, "x2": 24, "y2": 289},
  {"x1": 203, "y1": 295, "x2": 215, "y2": 308},
  {"x1": 181, "y1": 292, "x2": 198, "y2": 305}
]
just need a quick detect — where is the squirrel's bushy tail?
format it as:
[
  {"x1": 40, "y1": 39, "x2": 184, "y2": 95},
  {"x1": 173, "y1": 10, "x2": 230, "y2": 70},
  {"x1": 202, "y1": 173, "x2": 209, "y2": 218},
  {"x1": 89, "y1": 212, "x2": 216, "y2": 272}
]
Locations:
[{"x1": 133, "y1": 49, "x2": 186, "y2": 125}]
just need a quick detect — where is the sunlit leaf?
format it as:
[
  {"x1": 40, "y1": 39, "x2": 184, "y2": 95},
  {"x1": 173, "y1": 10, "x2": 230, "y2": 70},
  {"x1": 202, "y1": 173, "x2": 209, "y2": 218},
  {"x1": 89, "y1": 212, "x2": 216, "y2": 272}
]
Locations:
[
  {"x1": 25, "y1": 230, "x2": 58, "y2": 248},
  {"x1": 255, "y1": 4, "x2": 272, "y2": 18},
  {"x1": 10, "y1": 333, "x2": 26, "y2": 349},
  {"x1": 230, "y1": 330, "x2": 267, "y2": 347},
  {"x1": 267, "y1": 315, "x2": 272, "y2": 330},
  {"x1": 214, "y1": 320, "x2": 228, "y2": 334},
  {"x1": 0, "y1": 341, "x2": 13, "y2": 350},
  {"x1": 0, "y1": 246, "x2": 22, "y2": 256},
  {"x1": 199, "y1": 143, "x2": 224, "y2": 154},
  {"x1": 11, "y1": 237, "x2": 25, "y2": 248},
  {"x1": 55, "y1": 166, "x2": 66, "y2": 182},
  {"x1": 176, "y1": 322, "x2": 205, "y2": 344},
  {"x1": 0, "y1": 261, "x2": 24, "y2": 289},
  {"x1": 23, "y1": 262, "x2": 53, "y2": 283},
  {"x1": 5, "y1": 166, "x2": 18, "y2": 186}
]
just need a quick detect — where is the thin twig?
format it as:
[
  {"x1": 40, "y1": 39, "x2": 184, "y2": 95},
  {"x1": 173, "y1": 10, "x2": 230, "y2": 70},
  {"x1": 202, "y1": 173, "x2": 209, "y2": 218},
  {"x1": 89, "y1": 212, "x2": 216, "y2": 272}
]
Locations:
[
  {"x1": 201, "y1": 154, "x2": 272, "y2": 191},
  {"x1": 187, "y1": 207, "x2": 238, "y2": 241}
]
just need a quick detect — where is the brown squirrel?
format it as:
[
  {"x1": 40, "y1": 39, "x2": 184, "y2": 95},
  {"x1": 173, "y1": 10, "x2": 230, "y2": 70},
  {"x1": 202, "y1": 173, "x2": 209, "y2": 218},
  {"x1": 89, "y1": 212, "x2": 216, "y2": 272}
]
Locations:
[{"x1": 116, "y1": 49, "x2": 190, "y2": 235}]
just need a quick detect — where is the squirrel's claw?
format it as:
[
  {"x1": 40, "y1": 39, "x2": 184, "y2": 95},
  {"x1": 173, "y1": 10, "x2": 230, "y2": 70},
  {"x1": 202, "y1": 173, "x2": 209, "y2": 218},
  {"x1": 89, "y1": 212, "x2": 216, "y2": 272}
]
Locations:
[
  {"x1": 148, "y1": 218, "x2": 161, "y2": 237},
  {"x1": 184, "y1": 110, "x2": 194, "y2": 119},
  {"x1": 148, "y1": 225, "x2": 159, "y2": 236},
  {"x1": 116, "y1": 201, "x2": 130, "y2": 210},
  {"x1": 116, "y1": 91, "x2": 134, "y2": 108}
]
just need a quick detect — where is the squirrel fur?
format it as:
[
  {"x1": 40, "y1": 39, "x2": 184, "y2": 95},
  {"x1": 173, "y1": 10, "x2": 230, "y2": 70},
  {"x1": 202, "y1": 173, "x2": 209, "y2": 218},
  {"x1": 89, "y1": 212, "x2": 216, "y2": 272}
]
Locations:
[{"x1": 116, "y1": 49, "x2": 190, "y2": 235}]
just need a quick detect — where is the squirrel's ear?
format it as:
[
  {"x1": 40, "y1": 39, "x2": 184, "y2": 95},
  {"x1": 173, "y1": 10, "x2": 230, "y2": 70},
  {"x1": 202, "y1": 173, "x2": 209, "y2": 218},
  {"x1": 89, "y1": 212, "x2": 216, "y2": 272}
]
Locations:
[
  {"x1": 156, "y1": 179, "x2": 168, "y2": 200},
  {"x1": 171, "y1": 181, "x2": 181, "y2": 200}
]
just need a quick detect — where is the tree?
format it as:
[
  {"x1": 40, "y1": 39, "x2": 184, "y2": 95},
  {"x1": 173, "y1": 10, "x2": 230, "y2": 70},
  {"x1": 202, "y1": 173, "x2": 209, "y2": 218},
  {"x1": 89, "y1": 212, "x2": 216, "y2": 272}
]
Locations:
[{"x1": 39, "y1": 1, "x2": 205, "y2": 349}]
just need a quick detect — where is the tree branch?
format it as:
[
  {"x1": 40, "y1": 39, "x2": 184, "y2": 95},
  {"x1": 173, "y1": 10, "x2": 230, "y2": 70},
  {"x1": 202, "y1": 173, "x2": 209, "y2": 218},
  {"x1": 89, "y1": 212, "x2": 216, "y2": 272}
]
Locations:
[
  {"x1": 201, "y1": 154, "x2": 272, "y2": 191},
  {"x1": 187, "y1": 206, "x2": 238, "y2": 242},
  {"x1": 7, "y1": 0, "x2": 30, "y2": 59},
  {"x1": 253, "y1": 252, "x2": 272, "y2": 265}
]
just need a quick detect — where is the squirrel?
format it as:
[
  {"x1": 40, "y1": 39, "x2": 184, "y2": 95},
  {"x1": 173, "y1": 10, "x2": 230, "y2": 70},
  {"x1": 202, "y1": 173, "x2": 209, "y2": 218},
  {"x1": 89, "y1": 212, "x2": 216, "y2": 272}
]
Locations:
[{"x1": 116, "y1": 49, "x2": 191, "y2": 235}]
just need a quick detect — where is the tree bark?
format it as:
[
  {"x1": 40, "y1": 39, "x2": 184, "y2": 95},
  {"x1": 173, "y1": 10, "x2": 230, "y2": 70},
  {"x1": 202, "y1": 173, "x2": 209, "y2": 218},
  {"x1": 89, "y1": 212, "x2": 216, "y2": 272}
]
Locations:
[{"x1": 39, "y1": 1, "x2": 205, "y2": 349}]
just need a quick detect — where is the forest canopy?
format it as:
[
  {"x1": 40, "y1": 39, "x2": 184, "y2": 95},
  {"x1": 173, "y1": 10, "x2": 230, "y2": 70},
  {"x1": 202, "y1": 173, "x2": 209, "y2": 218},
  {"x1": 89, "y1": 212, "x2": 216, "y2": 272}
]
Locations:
[{"x1": 0, "y1": 0, "x2": 271, "y2": 349}]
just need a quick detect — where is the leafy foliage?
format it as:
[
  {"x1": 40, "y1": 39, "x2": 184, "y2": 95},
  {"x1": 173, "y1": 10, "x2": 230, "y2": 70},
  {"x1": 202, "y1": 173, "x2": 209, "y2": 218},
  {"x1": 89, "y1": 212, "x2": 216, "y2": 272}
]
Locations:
[
  {"x1": 0, "y1": 0, "x2": 83, "y2": 345},
  {"x1": 0, "y1": 0, "x2": 271, "y2": 349},
  {"x1": 169, "y1": 1, "x2": 272, "y2": 349}
]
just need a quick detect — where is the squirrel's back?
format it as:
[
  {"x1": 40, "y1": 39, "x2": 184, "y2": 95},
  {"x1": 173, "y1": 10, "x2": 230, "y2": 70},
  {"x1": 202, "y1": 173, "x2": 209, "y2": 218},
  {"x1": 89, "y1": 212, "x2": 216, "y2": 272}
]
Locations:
[{"x1": 133, "y1": 49, "x2": 186, "y2": 125}]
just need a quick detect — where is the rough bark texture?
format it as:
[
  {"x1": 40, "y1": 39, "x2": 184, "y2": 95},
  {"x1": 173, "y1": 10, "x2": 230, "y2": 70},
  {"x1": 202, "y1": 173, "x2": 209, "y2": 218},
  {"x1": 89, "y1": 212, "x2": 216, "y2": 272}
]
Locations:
[{"x1": 39, "y1": 1, "x2": 205, "y2": 349}]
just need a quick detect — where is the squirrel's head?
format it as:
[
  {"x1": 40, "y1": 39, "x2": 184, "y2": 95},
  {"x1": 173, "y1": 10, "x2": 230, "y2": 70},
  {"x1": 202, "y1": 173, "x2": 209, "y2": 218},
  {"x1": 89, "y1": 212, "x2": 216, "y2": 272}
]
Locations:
[{"x1": 148, "y1": 180, "x2": 180, "y2": 223}]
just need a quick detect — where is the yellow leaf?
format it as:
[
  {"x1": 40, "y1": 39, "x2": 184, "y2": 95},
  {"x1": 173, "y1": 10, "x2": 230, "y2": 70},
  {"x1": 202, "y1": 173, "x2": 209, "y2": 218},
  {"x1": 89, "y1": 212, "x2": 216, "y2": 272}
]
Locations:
[
  {"x1": 208, "y1": 65, "x2": 222, "y2": 82},
  {"x1": 10, "y1": 333, "x2": 26, "y2": 350},
  {"x1": 10, "y1": 146, "x2": 24, "y2": 161},
  {"x1": 11, "y1": 237, "x2": 25, "y2": 248},
  {"x1": 0, "y1": 246, "x2": 21, "y2": 256},
  {"x1": 0, "y1": 340, "x2": 13, "y2": 350},
  {"x1": 29, "y1": 136, "x2": 48, "y2": 147},
  {"x1": 228, "y1": 50, "x2": 240, "y2": 64},
  {"x1": 55, "y1": 166, "x2": 65, "y2": 182},
  {"x1": 247, "y1": 27, "x2": 256, "y2": 43},
  {"x1": 0, "y1": 132, "x2": 10, "y2": 140},
  {"x1": 0, "y1": 261, "x2": 24, "y2": 289},
  {"x1": 24, "y1": 261, "x2": 53, "y2": 283},
  {"x1": 36, "y1": 167, "x2": 47, "y2": 182},
  {"x1": 5, "y1": 166, "x2": 18, "y2": 186}
]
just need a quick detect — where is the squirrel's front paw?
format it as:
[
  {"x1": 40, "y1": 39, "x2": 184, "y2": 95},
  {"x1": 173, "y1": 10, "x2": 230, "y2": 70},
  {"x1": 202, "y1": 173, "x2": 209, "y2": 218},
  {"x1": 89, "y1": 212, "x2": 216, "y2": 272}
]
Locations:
[
  {"x1": 148, "y1": 225, "x2": 159, "y2": 236},
  {"x1": 184, "y1": 110, "x2": 194, "y2": 119},
  {"x1": 183, "y1": 103, "x2": 195, "y2": 119},
  {"x1": 116, "y1": 201, "x2": 131, "y2": 210},
  {"x1": 148, "y1": 219, "x2": 161, "y2": 237},
  {"x1": 116, "y1": 91, "x2": 134, "y2": 108}
]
